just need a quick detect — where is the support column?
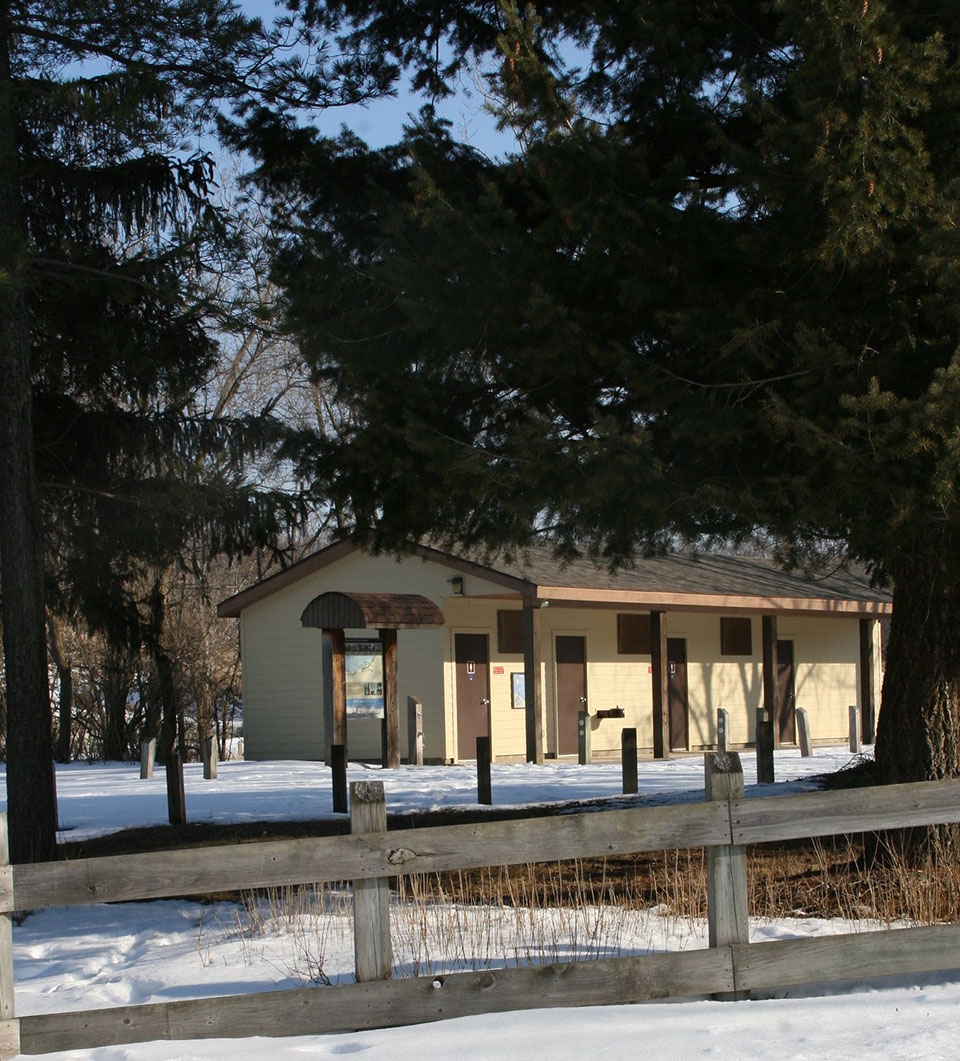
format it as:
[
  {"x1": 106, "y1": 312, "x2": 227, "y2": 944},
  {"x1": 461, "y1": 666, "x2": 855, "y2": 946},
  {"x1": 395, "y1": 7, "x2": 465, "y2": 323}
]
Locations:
[
  {"x1": 651, "y1": 611, "x2": 669, "y2": 759},
  {"x1": 759, "y1": 615, "x2": 777, "y2": 782},
  {"x1": 522, "y1": 600, "x2": 544, "y2": 763},
  {"x1": 859, "y1": 617, "x2": 880, "y2": 744},
  {"x1": 323, "y1": 627, "x2": 347, "y2": 764},
  {"x1": 379, "y1": 628, "x2": 400, "y2": 768},
  {"x1": 761, "y1": 615, "x2": 779, "y2": 734}
]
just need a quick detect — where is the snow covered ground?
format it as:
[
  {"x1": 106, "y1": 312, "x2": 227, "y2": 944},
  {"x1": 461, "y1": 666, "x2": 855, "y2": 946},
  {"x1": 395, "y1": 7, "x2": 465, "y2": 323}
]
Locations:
[
  {"x1": 24, "y1": 743, "x2": 859, "y2": 843},
  {"x1": 3, "y1": 747, "x2": 960, "y2": 1060}
]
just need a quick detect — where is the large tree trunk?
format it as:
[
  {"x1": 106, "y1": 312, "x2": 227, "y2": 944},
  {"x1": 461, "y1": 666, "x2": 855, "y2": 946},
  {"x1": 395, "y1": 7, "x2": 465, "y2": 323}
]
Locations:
[
  {"x1": 875, "y1": 533, "x2": 960, "y2": 785},
  {"x1": 874, "y1": 531, "x2": 960, "y2": 860},
  {"x1": 0, "y1": 11, "x2": 58, "y2": 863}
]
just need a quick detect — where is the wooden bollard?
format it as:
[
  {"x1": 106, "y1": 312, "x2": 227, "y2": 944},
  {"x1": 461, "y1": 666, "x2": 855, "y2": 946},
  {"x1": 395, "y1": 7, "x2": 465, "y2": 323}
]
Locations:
[
  {"x1": 350, "y1": 782, "x2": 392, "y2": 982},
  {"x1": 201, "y1": 736, "x2": 218, "y2": 780},
  {"x1": 331, "y1": 743, "x2": 348, "y2": 814},
  {"x1": 407, "y1": 695, "x2": 423, "y2": 765},
  {"x1": 165, "y1": 753, "x2": 186, "y2": 825},
  {"x1": 796, "y1": 708, "x2": 812, "y2": 757},
  {"x1": 621, "y1": 728, "x2": 638, "y2": 794},
  {"x1": 755, "y1": 708, "x2": 775, "y2": 784},
  {"x1": 717, "y1": 708, "x2": 730, "y2": 753},
  {"x1": 578, "y1": 711, "x2": 591, "y2": 765},
  {"x1": 849, "y1": 705, "x2": 862, "y2": 753},
  {"x1": 477, "y1": 735, "x2": 492, "y2": 805},
  {"x1": 705, "y1": 752, "x2": 748, "y2": 1001},
  {"x1": 140, "y1": 738, "x2": 156, "y2": 779}
]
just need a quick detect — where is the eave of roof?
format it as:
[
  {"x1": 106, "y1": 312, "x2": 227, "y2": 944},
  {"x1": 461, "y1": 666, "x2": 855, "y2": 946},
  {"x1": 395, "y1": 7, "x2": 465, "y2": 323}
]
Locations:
[{"x1": 216, "y1": 538, "x2": 891, "y2": 619}]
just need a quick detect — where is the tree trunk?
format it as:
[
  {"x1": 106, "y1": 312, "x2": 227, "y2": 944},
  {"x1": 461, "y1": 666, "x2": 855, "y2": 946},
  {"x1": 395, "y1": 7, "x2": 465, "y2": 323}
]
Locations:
[
  {"x1": 157, "y1": 649, "x2": 179, "y2": 761},
  {"x1": 0, "y1": 11, "x2": 57, "y2": 863},
  {"x1": 876, "y1": 533, "x2": 960, "y2": 784},
  {"x1": 874, "y1": 530, "x2": 960, "y2": 858},
  {"x1": 46, "y1": 613, "x2": 73, "y2": 763},
  {"x1": 102, "y1": 653, "x2": 130, "y2": 761}
]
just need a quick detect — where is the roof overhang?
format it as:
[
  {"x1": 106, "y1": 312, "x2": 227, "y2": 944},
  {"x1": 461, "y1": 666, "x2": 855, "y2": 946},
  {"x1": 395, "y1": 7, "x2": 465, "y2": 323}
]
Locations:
[
  {"x1": 217, "y1": 537, "x2": 891, "y2": 620},
  {"x1": 300, "y1": 591, "x2": 445, "y2": 630},
  {"x1": 216, "y1": 538, "x2": 533, "y2": 618},
  {"x1": 531, "y1": 586, "x2": 892, "y2": 617}
]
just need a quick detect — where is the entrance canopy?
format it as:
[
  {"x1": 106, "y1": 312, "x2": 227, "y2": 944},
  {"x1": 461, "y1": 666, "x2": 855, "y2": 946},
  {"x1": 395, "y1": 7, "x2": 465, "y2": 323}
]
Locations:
[
  {"x1": 300, "y1": 591, "x2": 444, "y2": 630},
  {"x1": 300, "y1": 592, "x2": 444, "y2": 771}
]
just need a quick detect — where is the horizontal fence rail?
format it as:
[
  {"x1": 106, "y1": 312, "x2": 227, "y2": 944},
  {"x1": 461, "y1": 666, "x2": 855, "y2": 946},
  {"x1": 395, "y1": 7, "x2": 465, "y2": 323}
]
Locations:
[
  {"x1": 6, "y1": 778, "x2": 960, "y2": 914},
  {"x1": 16, "y1": 924, "x2": 960, "y2": 1056},
  {"x1": 1, "y1": 764, "x2": 960, "y2": 1057}
]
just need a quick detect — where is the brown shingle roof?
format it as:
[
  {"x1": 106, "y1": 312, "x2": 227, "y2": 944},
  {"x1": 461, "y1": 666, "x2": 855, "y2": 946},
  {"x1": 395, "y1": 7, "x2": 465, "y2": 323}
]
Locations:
[
  {"x1": 468, "y1": 544, "x2": 890, "y2": 604},
  {"x1": 300, "y1": 591, "x2": 445, "y2": 630},
  {"x1": 217, "y1": 537, "x2": 891, "y2": 618}
]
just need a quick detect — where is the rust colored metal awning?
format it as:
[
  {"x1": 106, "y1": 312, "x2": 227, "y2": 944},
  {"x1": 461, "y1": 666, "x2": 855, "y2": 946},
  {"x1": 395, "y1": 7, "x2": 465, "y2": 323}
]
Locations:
[{"x1": 300, "y1": 591, "x2": 444, "y2": 630}]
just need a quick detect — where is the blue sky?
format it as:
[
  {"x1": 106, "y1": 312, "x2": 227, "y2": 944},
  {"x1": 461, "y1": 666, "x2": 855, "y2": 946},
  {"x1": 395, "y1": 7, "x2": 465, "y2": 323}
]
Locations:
[{"x1": 245, "y1": 0, "x2": 513, "y2": 157}]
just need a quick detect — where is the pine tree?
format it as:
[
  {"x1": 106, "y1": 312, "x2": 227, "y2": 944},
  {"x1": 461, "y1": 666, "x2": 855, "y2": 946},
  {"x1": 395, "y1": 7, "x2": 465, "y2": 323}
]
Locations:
[
  {"x1": 0, "y1": 0, "x2": 387, "y2": 862},
  {"x1": 258, "y1": 1, "x2": 960, "y2": 809}
]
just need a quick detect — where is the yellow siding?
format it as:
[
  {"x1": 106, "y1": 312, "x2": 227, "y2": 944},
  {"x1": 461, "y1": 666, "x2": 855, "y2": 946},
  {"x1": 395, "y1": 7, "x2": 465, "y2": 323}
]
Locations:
[
  {"x1": 666, "y1": 612, "x2": 763, "y2": 748},
  {"x1": 234, "y1": 546, "x2": 867, "y2": 763},
  {"x1": 238, "y1": 550, "x2": 512, "y2": 761},
  {"x1": 540, "y1": 607, "x2": 654, "y2": 756},
  {"x1": 779, "y1": 616, "x2": 861, "y2": 744},
  {"x1": 442, "y1": 598, "x2": 536, "y2": 761}
]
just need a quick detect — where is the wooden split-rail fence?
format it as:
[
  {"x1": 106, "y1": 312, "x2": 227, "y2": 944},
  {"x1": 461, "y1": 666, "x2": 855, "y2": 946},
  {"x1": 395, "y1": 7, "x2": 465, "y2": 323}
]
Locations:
[{"x1": 1, "y1": 754, "x2": 960, "y2": 1057}]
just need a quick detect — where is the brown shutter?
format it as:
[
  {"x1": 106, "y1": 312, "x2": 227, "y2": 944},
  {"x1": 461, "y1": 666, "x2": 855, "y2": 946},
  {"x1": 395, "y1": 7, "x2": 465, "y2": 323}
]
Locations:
[
  {"x1": 720, "y1": 616, "x2": 753, "y2": 655},
  {"x1": 497, "y1": 609, "x2": 524, "y2": 654},
  {"x1": 617, "y1": 613, "x2": 652, "y2": 654}
]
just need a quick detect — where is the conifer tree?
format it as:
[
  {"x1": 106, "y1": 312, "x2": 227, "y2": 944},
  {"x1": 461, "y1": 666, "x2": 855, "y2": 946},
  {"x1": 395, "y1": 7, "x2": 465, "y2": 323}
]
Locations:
[
  {"x1": 260, "y1": 0, "x2": 960, "y2": 801},
  {"x1": 0, "y1": 0, "x2": 387, "y2": 862}
]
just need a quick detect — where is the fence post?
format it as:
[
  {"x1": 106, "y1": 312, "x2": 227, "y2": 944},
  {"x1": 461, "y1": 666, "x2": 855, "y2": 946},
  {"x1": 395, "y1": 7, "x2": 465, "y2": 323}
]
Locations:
[
  {"x1": 755, "y1": 708, "x2": 775, "y2": 784},
  {"x1": 477, "y1": 736, "x2": 492, "y2": 805},
  {"x1": 201, "y1": 736, "x2": 218, "y2": 780},
  {"x1": 407, "y1": 695, "x2": 423, "y2": 765},
  {"x1": 165, "y1": 753, "x2": 186, "y2": 825},
  {"x1": 0, "y1": 815, "x2": 19, "y2": 1060},
  {"x1": 796, "y1": 708, "x2": 812, "y2": 757},
  {"x1": 140, "y1": 738, "x2": 156, "y2": 779},
  {"x1": 578, "y1": 711, "x2": 591, "y2": 765},
  {"x1": 705, "y1": 753, "x2": 748, "y2": 1001},
  {"x1": 350, "y1": 781, "x2": 392, "y2": 982},
  {"x1": 849, "y1": 704, "x2": 862, "y2": 754},
  {"x1": 331, "y1": 744, "x2": 348, "y2": 814},
  {"x1": 621, "y1": 728, "x2": 638, "y2": 795},
  {"x1": 716, "y1": 708, "x2": 730, "y2": 753}
]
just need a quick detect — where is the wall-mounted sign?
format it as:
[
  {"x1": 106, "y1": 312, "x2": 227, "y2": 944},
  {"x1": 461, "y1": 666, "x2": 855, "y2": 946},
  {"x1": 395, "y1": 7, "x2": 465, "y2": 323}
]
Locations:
[{"x1": 511, "y1": 672, "x2": 526, "y2": 710}]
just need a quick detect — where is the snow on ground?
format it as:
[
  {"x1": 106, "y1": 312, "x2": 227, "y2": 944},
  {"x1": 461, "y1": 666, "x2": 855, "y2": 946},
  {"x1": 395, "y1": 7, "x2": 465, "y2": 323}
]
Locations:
[
  {"x1": 4, "y1": 746, "x2": 960, "y2": 1060},
  {"x1": 1, "y1": 744, "x2": 862, "y2": 843}
]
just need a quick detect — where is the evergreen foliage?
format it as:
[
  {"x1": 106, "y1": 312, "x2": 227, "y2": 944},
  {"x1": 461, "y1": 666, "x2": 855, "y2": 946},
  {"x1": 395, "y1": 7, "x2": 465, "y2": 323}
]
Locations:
[
  {"x1": 0, "y1": 0, "x2": 385, "y2": 862},
  {"x1": 257, "y1": 1, "x2": 960, "y2": 798}
]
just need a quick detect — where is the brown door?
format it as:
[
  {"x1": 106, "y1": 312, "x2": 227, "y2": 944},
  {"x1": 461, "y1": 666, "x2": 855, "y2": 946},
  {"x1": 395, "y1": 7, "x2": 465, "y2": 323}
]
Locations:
[
  {"x1": 777, "y1": 639, "x2": 796, "y2": 745},
  {"x1": 667, "y1": 638, "x2": 689, "y2": 751},
  {"x1": 455, "y1": 633, "x2": 490, "y2": 760},
  {"x1": 556, "y1": 635, "x2": 586, "y2": 756}
]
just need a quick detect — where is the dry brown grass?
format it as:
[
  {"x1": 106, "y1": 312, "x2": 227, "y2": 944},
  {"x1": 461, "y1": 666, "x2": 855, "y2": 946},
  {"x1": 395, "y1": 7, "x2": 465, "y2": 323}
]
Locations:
[
  {"x1": 222, "y1": 839, "x2": 960, "y2": 984},
  {"x1": 419, "y1": 837, "x2": 960, "y2": 925}
]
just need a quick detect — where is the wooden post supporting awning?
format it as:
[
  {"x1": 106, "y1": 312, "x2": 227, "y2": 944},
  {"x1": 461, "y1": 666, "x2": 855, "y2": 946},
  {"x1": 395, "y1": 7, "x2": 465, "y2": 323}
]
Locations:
[{"x1": 300, "y1": 592, "x2": 445, "y2": 768}]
